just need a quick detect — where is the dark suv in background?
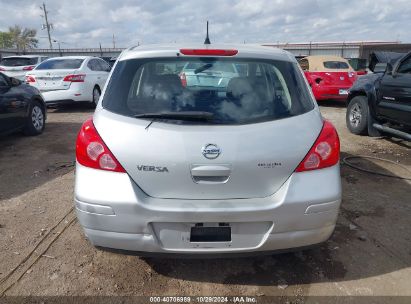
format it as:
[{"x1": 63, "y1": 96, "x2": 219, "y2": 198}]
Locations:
[{"x1": 346, "y1": 51, "x2": 411, "y2": 141}]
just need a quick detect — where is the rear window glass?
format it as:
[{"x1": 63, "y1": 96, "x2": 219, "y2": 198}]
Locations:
[
  {"x1": 0, "y1": 57, "x2": 37, "y2": 67},
  {"x1": 103, "y1": 58, "x2": 314, "y2": 125},
  {"x1": 36, "y1": 59, "x2": 84, "y2": 70},
  {"x1": 323, "y1": 61, "x2": 349, "y2": 69}
]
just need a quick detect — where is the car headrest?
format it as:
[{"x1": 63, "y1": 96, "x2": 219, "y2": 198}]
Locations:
[
  {"x1": 142, "y1": 74, "x2": 183, "y2": 100},
  {"x1": 157, "y1": 74, "x2": 183, "y2": 91},
  {"x1": 226, "y1": 77, "x2": 254, "y2": 99}
]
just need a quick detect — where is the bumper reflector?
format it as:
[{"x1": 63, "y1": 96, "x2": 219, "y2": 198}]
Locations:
[{"x1": 76, "y1": 201, "x2": 115, "y2": 215}]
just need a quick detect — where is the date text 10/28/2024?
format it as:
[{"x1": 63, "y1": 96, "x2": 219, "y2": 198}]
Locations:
[{"x1": 149, "y1": 296, "x2": 258, "y2": 303}]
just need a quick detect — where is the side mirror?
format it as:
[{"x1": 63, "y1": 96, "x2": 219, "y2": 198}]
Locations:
[
  {"x1": 373, "y1": 63, "x2": 387, "y2": 73},
  {"x1": 10, "y1": 77, "x2": 21, "y2": 86}
]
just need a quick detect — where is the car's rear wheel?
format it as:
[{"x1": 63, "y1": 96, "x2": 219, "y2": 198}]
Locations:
[
  {"x1": 346, "y1": 96, "x2": 368, "y2": 135},
  {"x1": 24, "y1": 101, "x2": 45, "y2": 136},
  {"x1": 92, "y1": 86, "x2": 101, "y2": 106}
]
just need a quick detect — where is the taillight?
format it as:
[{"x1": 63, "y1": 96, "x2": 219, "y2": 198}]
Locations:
[
  {"x1": 295, "y1": 120, "x2": 340, "y2": 172},
  {"x1": 179, "y1": 72, "x2": 187, "y2": 87},
  {"x1": 76, "y1": 118, "x2": 126, "y2": 173},
  {"x1": 63, "y1": 74, "x2": 86, "y2": 82},
  {"x1": 26, "y1": 75, "x2": 36, "y2": 83},
  {"x1": 179, "y1": 49, "x2": 238, "y2": 56},
  {"x1": 23, "y1": 65, "x2": 35, "y2": 71}
]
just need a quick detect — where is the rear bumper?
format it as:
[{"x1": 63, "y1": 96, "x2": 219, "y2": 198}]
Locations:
[
  {"x1": 312, "y1": 85, "x2": 350, "y2": 101},
  {"x1": 43, "y1": 99, "x2": 86, "y2": 106},
  {"x1": 86, "y1": 225, "x2": 335, "y2": 255},
  {"x1": 74, "y1": 163, "x2": 342, "y2": 254},
  {"x1": 40, "y1": 84, "x2": 90, "y2": 104}
]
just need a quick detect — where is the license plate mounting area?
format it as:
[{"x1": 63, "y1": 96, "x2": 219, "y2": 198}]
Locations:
[{"x1": 190, "y1": 225, "x2": 231, "y2": 243}]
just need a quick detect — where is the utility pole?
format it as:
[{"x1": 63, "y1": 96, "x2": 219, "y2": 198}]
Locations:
[
  {"x1": 112, "y1": 34, "x2": 116, "y2": 48},
  {"x1": 40, "y1": 3, "x2": 53, "y2": 49}
]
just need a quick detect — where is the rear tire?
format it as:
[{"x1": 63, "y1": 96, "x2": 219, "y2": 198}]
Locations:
[
  {"x1": 91, "y1": 86, "x2": 101, "y2": 107},
  {"x1": 346, "y1": 96, "x2": 368, "y2": 135},
  {"x1": 24, "y1": 101, "x2": 45, "y2": 136}
]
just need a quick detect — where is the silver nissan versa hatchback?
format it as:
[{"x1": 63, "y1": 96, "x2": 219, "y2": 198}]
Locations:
[{"x1": 74, "y1": 44, "x2": 341, "y2": 255}]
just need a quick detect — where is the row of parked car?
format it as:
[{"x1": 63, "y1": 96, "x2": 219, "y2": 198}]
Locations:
[
  {"x1": 0, "y1": 55, "x2": 114, "y2": 105},
  {"x1": 0, "y1": 55, "x2": 116, "y2": 137},
  {"x1": 0, "y1": 49, "x2": 410, "y2": 140}
]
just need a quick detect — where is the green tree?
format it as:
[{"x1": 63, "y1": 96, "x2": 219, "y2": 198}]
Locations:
[
  {"x1": 0, "y1": 31, "x2": 13, "y2": 48},
  {"x1": 8, "y1": 25, "x2": 38, "y2": 52}
]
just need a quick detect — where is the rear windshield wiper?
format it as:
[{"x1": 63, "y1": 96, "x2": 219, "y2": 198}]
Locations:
[
  {"x1": 194, "y1": 63, "x2": 213, "y2": 74},
  {"x1": 135, "y1": 111, "x2": 214, "y2": 120},
  {"x1": 135, "y1": 111, "x2": 214, "y2": 129}
]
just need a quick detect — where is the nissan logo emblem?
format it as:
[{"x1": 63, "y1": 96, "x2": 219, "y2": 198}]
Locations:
[{"x1": 202, "y1": 144, "x2": 221, "y2": 159}]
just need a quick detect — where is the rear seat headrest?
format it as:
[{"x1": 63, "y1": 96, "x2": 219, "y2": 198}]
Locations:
[
  {"x1": 226, "y1": 77, "x2": 254, "y2": 99},
  {"x1": 142, "y1": 74, "x2": 183, "y2": 99}
]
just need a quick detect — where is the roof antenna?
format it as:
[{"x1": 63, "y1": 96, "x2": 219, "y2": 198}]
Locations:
[{"x1": 204, "y1": 21, "x2": 211, "y2": 45}]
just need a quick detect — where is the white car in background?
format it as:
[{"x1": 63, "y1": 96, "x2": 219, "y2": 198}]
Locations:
[
  {"x1": 0, "y1": 55, "x2": 48, "y2": 81},
  {"x1": 26, "y1": 56, "x2": 110, "y2": 106}
]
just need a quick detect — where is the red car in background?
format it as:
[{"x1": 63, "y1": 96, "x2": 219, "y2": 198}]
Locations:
[{"x1": 299, "y1": 56, "x2": 357, "y2": 101}]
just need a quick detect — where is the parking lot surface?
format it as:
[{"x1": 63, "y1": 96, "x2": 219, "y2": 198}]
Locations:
[{"x1": 0, "y1": 103, "x2": 410, "y2": 298}]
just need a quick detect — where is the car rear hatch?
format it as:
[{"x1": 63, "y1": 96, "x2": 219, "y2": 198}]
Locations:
[
  {"x1": 314, "y1": 71, "x2": 356, "y2": 88},
  {"x1": 0, "y1": 57, "x2": 36, "y2": 78},
  {"x1": 94, "y1": 109, "x2": 322, "y2": 200},
  {"x1": 27, "y1": 58, "x2": 85, "y2": 91},
  {"x1": 0, "y1": 65, "x2": 25, "y2": 75},
  {"x1": 95, "y1": 50, "x2": 320, "y2": 200},
  {"x1": 28, "y1": 69, "x2": 78, "y2": 91},
  {"x1": 0, "y1": 57, "x2": 36, "y2": 68}
]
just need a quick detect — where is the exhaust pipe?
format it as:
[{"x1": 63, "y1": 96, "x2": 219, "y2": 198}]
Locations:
[{"x1": 373, "y1": 123, "x2": 411, "y2": 141}]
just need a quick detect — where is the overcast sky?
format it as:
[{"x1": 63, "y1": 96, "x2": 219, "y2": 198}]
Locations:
[{"x1": 0, "y1": 0, "x2": 410, "y2": 49}]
